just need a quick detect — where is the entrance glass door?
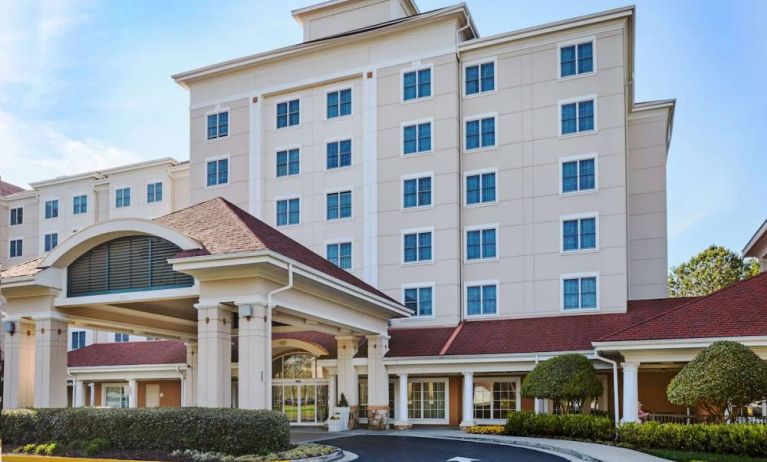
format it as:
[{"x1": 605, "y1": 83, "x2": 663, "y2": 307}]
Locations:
[{"x1": 272, "y1": 382, "x2": 329, "y2": 424}]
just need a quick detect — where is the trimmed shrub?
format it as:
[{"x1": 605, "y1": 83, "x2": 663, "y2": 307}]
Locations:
[
  {"x1": 521, "y1": 354, "x2": 603, "y2": 414},
  {"x1": 667, "y1": 341, "x2": 767, "y2": 423},
  {"x1": 84, "y1": 438, "x2": 111, "y2": 457},
  {"x1": 618, "y1": 421, "x2": 767, "y2": 458},
  {"x1": 0, "y1": 407, "x2": 290, "y2": 456},
  {"x1": 504, "y1": 412, "x2": 614, "y2": 441}
]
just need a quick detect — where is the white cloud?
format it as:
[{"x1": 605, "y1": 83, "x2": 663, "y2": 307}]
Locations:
[{"x1": 0, "y1": 111, "x2": 145, "y2": 188}]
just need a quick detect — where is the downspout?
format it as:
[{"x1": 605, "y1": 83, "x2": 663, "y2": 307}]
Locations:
[
  {"x1": 592, "y1": 349, "x2": 620, "y2": 431},
  {"x1": 265, "y1": 262, "x2": 294, "y2": 409},
  {"x1": 456, "y1": 24, "x2": 469, "y2": 324}
]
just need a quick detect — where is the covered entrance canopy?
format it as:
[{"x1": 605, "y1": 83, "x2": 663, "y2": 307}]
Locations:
[{"x1": 1, "y1": 198, "x2": 409, "y2": 414}]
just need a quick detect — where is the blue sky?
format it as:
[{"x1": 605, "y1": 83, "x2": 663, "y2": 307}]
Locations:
[{"x1": 1, "y1": 0, "x2": 765, "y2": 268}]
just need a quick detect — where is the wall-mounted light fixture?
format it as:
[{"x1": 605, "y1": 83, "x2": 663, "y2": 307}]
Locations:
[
  {"x1": 3, "y1": 320, "x2": 16, "y2": 336},
  {"x1": 239, "y1": 304, "x2": 253, "y2": 321}
]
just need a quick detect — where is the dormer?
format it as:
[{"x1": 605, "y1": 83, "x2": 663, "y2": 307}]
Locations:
[{"x1": 292, "y1": 0, "x2": 420, "y2": 42}]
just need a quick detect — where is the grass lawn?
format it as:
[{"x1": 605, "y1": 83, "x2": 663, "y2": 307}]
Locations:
[{"x1": 642, "y1": 449, "x2": 767, "y2": 462}]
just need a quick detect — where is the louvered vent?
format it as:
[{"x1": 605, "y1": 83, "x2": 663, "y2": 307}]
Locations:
[{"x1": 67, "y1": 236, "x2": 194, "y2": 297}]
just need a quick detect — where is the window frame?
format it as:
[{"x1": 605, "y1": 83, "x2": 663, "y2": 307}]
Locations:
[
  {"x1": 560, "y1": 272, "x2": 600, "y2": 311},
  {"x1": 325, "y1": 137, "x2": 353, "y2": 170},
  {"x1": 464, "y1": 168, "x2": 499, "y2": 207},
  {"x1": 473, "y1": 376, "x2": 522, "y2": 424},
  {"x1": 325, "y1": 188, "x2": 353, "y2": 222},
  {"x1": 464, "y1": 280, "x2": 500, "y2": 318},
  {"x1": 114, "y1": 187, "x2": 131, "y2": 209},
  {"x1": 558, "y1": 95, "x2": 598, "y2": 137},
  {"x1": 44, "y1": 198, "x2": 60, "y2": 219},
  {"x1": 275, "y1": 146, "x2": 301, "y2": 178},
  {"x1": 560, "y1": 213, "x2": 599, "y2": 254},
  {"x1": 71, "y1": 330, "x2": 87, "y2": 350},
  {"x1": 400, "y1": 118, "x2": 434, "y2": 156},
  {"x1": 9, "y1": 206, "x2": 23, "y2": 226},
  {"x1": 72, "y1": 194, "x2": 88, "y2": 214},
  {"x1": 275, "y1": 97, "x2": 301, "y2": 129},
  {"x1": 401, "y1": 171, "x2": 434, "y2": 211},
  {"x1": 407, "y1": 377, "x2": 449, "y2": 424},
  {"x1": 9, "y1": 237, "x2": 23, "y2": 259},
  {"x1": 325, "y1": 87, "x2": 353, "y2": 120},
  {"x1": 204, "y1": 154, "x2": 231, "y2": 188},
  {"x1": 400, "y1": 64, "x2": 434, "y2": 103},
  {"x1": 464, "y1": 224, "x2": 499, "y2": 263},
  {"x1": 275, "y1": 195, "x2": 301, "y2": 228},
  {"x1": 205, "y1": 108, "x2": 230, "y2": 141},
  {"x1": 559, "y1": 153, "x2": 599, "y2": 195},
  {"x1": 463, "y1": 112, "x2": 498, "y2": 152},
  {"x1": 462, "y1": 57, "x2": 497, "y2": 98},
  {"x1": 557, "y1": 36, "x2": 597, "y2": 80},
  {"x1": 43, "y1": 232, "x2": 59, "y2": 253},
  {"x1": 401, "y1": 282, "x2": 436, "y2": 318},
  {"x1": 325, "y1": 238, "x2": 353, "y2": 270},
  {"x1": 401, "y1": 227, "x2": 435, "y2": 265},
  {"x1": 146, "y1": 181, "x2": 163, "y2": 204}
]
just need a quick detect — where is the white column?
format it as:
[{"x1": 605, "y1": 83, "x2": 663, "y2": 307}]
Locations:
[
  {"x1": 366, "y1": 335, "x2": 390, "y2": 424},
  {"x1": 89, "y1": 383, "x2": 95, "y2": 407},
  {"x1": 395, "y1": 373, "x2": 410, "y2": 429},
  {"x1": 336, "y1": 336, "x2": 359, "y2": 412},
  {"x1": 621, "y1": 362, "x2": 640, "y2": 423},
  {"x1": 238, "y1": 302, "x2": 269, "y2": 409},
  {"x1": 196, "y1": 303, "x2": 232, "y2": 407},
  {"x1": 33, "y1": 317, "x2": 69, "y2": 408},
  {"x1": 534, "y1": 398, "x2": 544, "y2": 414},
  {"x1": 74, "y1": 380, "x2": 86, "y2": 408},
  {"x1": 128, "y1": 379, "x2": 138, "y2": 408},
  {"x1": 182, "y1": 343, "x2": 198, "y2": 407},
  {"x1": 460, "y1": 372, "x2": 475, "y2": 428},
  {"x1": 328, "y1": 373, "x2": 337, "y2": 419},
  {"x1": 2, "y1": 319, "x2": 35, "y2": 409}
]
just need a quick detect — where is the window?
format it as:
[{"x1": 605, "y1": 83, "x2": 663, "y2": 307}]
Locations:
[
  {"x1": 562, "y1": 158, "x2": 596, "y2": 193},
  {"x1": 327, "y1": 89, "x2": 351, "y2": 118},
  {"x1": 465, "y1": 61, "x2": 495, "y2": 95},
  {"x1": 73, "y1": 195, "x2": 87, "y2": 214},
  {"x1": 277, "y1": 99, "x2": 300, "y2": 128},
  {"x1": 9, "y1": 238, "x2": 22, "y2": 258},
  {"x1": 104, "y1": 385, "x2": 129, "y2": 408},
  {"x1": 562, "y1": 216, "x2": 597, "y2": 251},
  {"x1": 10, "y1": 207, "x2": 22, "y2": 225},
  {"x1": 403, "y1": 230, "x2": 432, "y2": 263},
  {"x1": 115, "y1": 188, "x2": 131, "y2": 208},
  {"x1": 147, "y1": 183, "x2": 162, "y2": 203},
  {"x1": 465, "y1": 116, "x2": 496, "y2": 150},
  {"x1": 44, "y1": 199, "x2": 59, "y2": 219},
  {"x1": 408, "y1": 381, "x2": 446, "y2": 421},
  {"x1": 276, "y1": 198, "x2": 300, "y2": 226},
  {"x1": 563, "y1": 275, "x2": 598, "y2": 310},
  {"x1": 327, "y1": 242, "x2": 352, "y2": 269},
  {"x1": 71, "y1": 331, "x2": 86, "y2": 350},
  {"x1": 326, "y1": 139, "x2": 352, "y2": 169},
  {"x1": 114, "y1": 333, "x2": 129, "y2": 342},
  {"x1": 403, "y1": 68, "x2": 431, "y2": 101},
  {"x1": 403, "y1": 285, "x2": 433, "y2": 317},
  {"x1": 403, "y1": 122, "x2": 431, "y2": 154},
  {"x1": 44, "y1": 233, "x2": 58, "y2": 252},
  {"x1": 276, "y1": 148, "x2": 300, "y2": 177},
  {"x1": 206, "y1": 110, "x2": 229, "y2": 140},
  {"x1": 206, "y1": 158, "x2": 229, "y2": 186},
  {"x1": 403, "y1": 176, "x2": 432, "y2": 209},
  {"x1": 474, "y1": 379, "x2": 518, "y2": 420},
  {"x1": 466, "y1": 283, "x2": 497, "y2": 316},
  {"x1": 466, "y1": 171, "x2": 496, "y2": 205},
  {"x1": 466, "y1": 227, "x2": 497, "y2": 261},
  {"x1": 326, "y1": 191, "x2": 352, "y2": 220},
  {"x1": 560, "y1": 41, "x2": 593, "y2": 78},
  {"x1": 561, "y1": 99, "x2": 595, "y2": 135}
]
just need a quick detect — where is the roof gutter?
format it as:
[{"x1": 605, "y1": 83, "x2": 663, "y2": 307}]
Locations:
[
  {"x1": 592, "y1": 349, "x2": 620, "y2": 429},
  {"x1": 263, "y1": 263, "x2": 293, "y2": 411}
]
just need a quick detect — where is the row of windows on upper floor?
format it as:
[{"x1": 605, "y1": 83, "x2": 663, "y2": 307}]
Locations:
[
  {"x1": 204, "y1": 39, "x2": 596, "y2": 140},
  {"x1": 70, "y1": 331, "x2": 132, "y2": 351},
  {"x1": 7, "y1": 183, "x2": 164, "y2": 228}
]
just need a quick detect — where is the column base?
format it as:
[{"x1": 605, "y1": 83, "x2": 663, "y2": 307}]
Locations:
[
  {"x1": 459, "y1": 420, "x2": 476, "y2": 430},
  {"x1": 393, "y1": 421, "x2": 412, "y2": 430}
]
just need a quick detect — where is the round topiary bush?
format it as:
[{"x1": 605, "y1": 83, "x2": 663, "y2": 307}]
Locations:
[
  {"x1": 667, "y1": 340, "x2": 767, "y2": 423},
  {"x1": 521, "y1": 354, "x2": 603, "y2": 414}
]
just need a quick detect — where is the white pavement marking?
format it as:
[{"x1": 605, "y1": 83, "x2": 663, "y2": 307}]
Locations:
[{"x1": 447, "y1": 457, "x2": 480, "y2": 462}]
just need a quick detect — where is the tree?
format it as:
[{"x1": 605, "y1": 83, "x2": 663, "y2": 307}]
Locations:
[
  {"x1": 667, "y1": 341, "x2": 767, "y2": 423},
  {"x1": 668, "y1": 245, "x2": 760, "y2": 297},
  {"x1": 521, "y1": 354, "x2": 603, "y2": 414}
]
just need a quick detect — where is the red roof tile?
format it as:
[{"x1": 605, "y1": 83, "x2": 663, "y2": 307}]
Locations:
[
  {"x1": 68, "y1": 340, "x2": 186, "y2": 367},
  {"x1": 601, "y1": 272, "x2": 767, "y2": 342},
  {"x1": 0, "y1": 178, "x2": 24, "y2": 196},
  {"x1": 387, "y1": 325, "x2": 459, "y2": 357}
]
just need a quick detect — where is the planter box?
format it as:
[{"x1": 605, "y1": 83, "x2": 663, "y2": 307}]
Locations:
[{"x1": 327, "y1": 407, "x2": 350, "y2": 432}]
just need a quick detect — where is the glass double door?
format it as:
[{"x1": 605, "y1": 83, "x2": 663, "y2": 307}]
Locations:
[{"x1": 273, "y1": 381, "x2": 328, "y2": 424}]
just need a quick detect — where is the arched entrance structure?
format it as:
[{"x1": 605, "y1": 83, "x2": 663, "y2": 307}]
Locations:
[{"x1": 1, "y1": 198, "x2": 409, "y2": 414}]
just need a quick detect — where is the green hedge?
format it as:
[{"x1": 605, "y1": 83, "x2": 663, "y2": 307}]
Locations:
[
  {"x1": 0, "y1": 408, "x2": 290, "y2": 456},
  {"x1": 504, "y1": 412, "x2": 614, "y2": 442},
  {"x1": 618, "y1": 421, "x2": 767, "y2": 458}
]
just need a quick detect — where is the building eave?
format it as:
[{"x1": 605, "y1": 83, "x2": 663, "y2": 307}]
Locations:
[
  {"x1": 593, "y1": 335, "x2": 767, "y2": 352},
  {"x1": 743, "y1": 218, "x2": 767, "y2": 256}
]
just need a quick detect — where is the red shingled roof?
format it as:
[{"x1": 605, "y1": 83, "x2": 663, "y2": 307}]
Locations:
[
  {"x1": 68, "y1": 341, "x2": 186, "y2": 367},
  {"x1": 0, "y1": 178, "x2": 24, "y2": 196},
  {"x1": 387, "y1": 297, "x2": 697, "y2": 357},
  {"x1": 601, "y1": 271, "x2": 767, "y2": 342}
]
